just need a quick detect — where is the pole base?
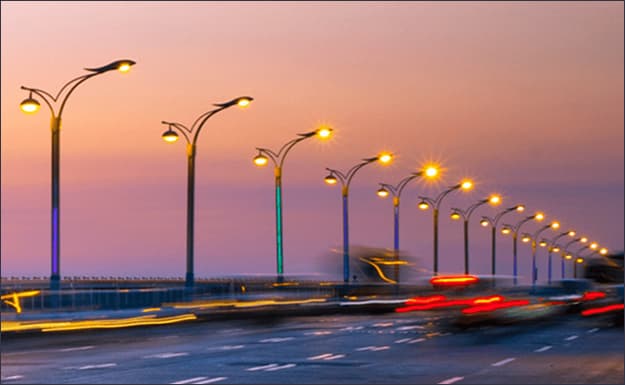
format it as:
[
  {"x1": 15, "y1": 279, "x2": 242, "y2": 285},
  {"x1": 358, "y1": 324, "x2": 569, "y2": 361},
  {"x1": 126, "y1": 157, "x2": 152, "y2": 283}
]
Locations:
[
  {"x1": 50, "y1": 275, "x2": 61, "y2": 290},
  {"x1": 185, "y1": 273, "x2": 195, "y2": 289}
]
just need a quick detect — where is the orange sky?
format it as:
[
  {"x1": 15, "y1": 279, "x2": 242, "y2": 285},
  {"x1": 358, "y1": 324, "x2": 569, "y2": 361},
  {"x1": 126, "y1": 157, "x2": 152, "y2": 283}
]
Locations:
[{"x1": 1, "y1": 2, "x2": 623, "y2": 281}]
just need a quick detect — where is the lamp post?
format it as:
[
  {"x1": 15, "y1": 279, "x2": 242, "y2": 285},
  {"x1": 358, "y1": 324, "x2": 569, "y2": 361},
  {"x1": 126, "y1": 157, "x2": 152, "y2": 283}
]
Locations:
[
  {"x1": 19, "y1": 59, "x2": 136, "y2": 290},
  {"x1": 254, "y1": 126, "x2": 333, "y2": 282},
  {"x1": 162, "y1": 96, "x2": 253, "y2": 289},
  {"x1": 325, "y1": 152, "x2": 394, "y2": 283},
  {"x1": 376, "y1": 165, "x2": 439, "y2": 282},
  {"x1": 479, "y1": 204, "x2": 525, "y2": 276},
  {"x1": 571, "y1": 242, "x2": 597, "y2": 279},
  {"x1": 560, "y1": 237, "x2": 588, "y2": 278},
  {"x1": 417, "y1": 179, "x2": 474, "y2": 275},
  {"x1": 524, "y1": 221, "x2": 560, "y2": 287},
  {"x1": 500, "y1": 212, "x2": 545, "y2": 285},
  {"x1": 450, "y1": 194, "x2": 501, "y2": 274},
  {"x1": 540, "y1": 230, "x2": 576, "y2": 284}
]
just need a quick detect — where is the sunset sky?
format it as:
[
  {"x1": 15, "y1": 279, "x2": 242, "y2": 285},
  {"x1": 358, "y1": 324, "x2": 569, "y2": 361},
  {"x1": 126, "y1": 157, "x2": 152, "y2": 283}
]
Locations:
[{"x1": 1, "y1": 2, "x2": 623, "y2": 282}]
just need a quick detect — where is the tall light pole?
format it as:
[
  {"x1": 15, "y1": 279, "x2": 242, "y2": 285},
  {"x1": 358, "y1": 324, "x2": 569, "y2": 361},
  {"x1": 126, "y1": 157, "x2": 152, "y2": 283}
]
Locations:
[
  {"x1": 561, "y1": 236, "x2": 588, "y2": 278},
  {"x1": 521, "y1": 221, "x2": 560, "y2": 287},
  {"x1": 376, "y1": 165, "x2": 439, "y2": 282},
  {"x1": 479, "y1": 204, "x2": 525, "y2": 275},
  {"x1": 450, "y1": 194, "x2": 501, "y2": 274},
  {"x1": 501, "y1": 212, "x2": 545, "y2": 285},
  {"x1": 324, "y1": 152, "x2": 394, "y2": 283},
  {"x1": 254, "y1": 126, "x2": 333, "y2": 282},
  {"x1": 571, "y1": 242, "x2": 598, "y2": 278},
  {"x1": 540, "y1": 230, "x2": 576, "y2": 284},
  {"x1": 19, "y1": 59, "x2": 136, "y2": 290},
  {"x1": 162, "y1": 96, "x2": 253, "y2": 289},
  {"x1": 417, "y1": 179, "x2": 474, "y2": 275}
]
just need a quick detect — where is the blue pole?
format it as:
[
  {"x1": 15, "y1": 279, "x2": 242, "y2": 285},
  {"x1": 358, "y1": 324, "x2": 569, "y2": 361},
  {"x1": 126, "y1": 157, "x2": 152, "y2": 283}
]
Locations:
[
  {"x1": 393, "y1": 197, "x2": 400, "y2": 282},
  {"x1": 275, "y1": 167, "x2": 284, "y2": 282},
  {"x1": 513, "y1": 233, "x2": 518, "y2": 285},
  {"x1": 342, "y1": 188, "x2": 349, "y2": 283}
]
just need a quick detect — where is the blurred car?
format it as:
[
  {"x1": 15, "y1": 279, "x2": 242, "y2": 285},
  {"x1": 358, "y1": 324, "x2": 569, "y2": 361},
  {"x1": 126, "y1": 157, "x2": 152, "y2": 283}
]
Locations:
[{"x1": 584, "y1": 252, "x2": 624, "y2": 284}]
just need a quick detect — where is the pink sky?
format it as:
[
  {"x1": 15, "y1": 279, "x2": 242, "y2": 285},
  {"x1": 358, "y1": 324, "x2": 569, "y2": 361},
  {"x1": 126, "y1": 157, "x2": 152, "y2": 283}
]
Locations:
[{"x1": 1, "y1": 2, "x2": 623, "y2": 282}]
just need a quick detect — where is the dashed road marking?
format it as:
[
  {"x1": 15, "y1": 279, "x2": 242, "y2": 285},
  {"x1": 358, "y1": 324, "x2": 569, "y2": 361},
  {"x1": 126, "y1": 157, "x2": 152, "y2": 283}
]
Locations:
[
  {"x1": 1, "y1": 376, "x2": 24, "y2": 381},
  {"x1": 324, "y1": 354, "x2": 345, "y2": 360},
  {"x1": 59, "y1": 346, "x2": 94, "y2": 352},
  {"x1": 305, "y1": 331, "x2": 332, "y2": 336},
  {"x1": 339, "y1": 326, "x2": 364, "y2": 331},
  {"x1": 259, "y1": 337, "x2": 294, "y2": 343},
  {"x1": 145, "y1": 352, "x2": 189, "y2": 359},
  {"x1": 534, "y1": 346, "x2": 552, "y2": 353},
  {"x1": 373, "y1": 322, "x2": 394, "y2": 327},
  {"x1": 356, "y1": 345, "x2": 390, "y2": 352},
  {"x1": 78, "y1": 363, "x2": 117, "y2": 370},
  {"x1": 491, "y1": 358, "x2": 516, "y2": 367},
  {"x1": 171, "y1": 377, "x2": 207, "y2": 384},
  {"x1": 308, "y1": 353, "x2": 334, "y2": 360},
  {"x1": 396, "y1": 325, "x2": 425, "y2": 331},
  {"x1": 438, "y1": 376, "x2": 464, "y2": 384},
  {"x1": 587, "y1": 328, "x2": 599, "y2": 334},
  {"x1": 408, "y1": 338, "x2": 426, "y2": 344},
  {"x1": 565, "y1": 335, "x2": 578, "y2": 341},
  {"x1": 246, "y1": 364, "x2": 278, "y2": 372},
  {"x1": 194, "y1": 377, "x2": 227, "y2": 384},
  {"x1": 395, "y1": 338, "x2": 412, "y2": 344},
  {"x1": 265, "y1": 363, "x2": 296, "y2": 372}
]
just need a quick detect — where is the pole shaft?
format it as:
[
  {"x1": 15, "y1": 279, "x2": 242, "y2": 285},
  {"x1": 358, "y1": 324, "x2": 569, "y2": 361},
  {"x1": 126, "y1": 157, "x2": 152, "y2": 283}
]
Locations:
[
  {"x1": 275, "y1": 168, "x2": 284, "y2": 281},
  {"x1": 532, "y1": 241, "x2": 537, "y2": 287},
  {"x1": 433, "y1": 208, "x2": 439, "y2": 275},
  {"x1": 464, "y1": 220, "x2": 469, "y2": 274},
  {"x1": 342, "y1": 191, "x2": 349, "y2": 283},
  {"x1": 561, "y1": 257, "x2": 565, "y2": 279},
  {"x1": 513, "y1": 233, "x2": 518, "y2": 285},
  {"x1": 51, "y1": 116, "x2": 61, "y2": 290},
  {"x1": 393, "y1": 200, "x2": 399, "y2": 283},
  {"x1": 185, "y1": 145, "x2": 196, "y2": 288},
  {"x1": 491, "y1": 226, "x2": 496, "y2": 275},
  {"x1": 548, "y1": 251, "x2": 552, "y2": 284}
]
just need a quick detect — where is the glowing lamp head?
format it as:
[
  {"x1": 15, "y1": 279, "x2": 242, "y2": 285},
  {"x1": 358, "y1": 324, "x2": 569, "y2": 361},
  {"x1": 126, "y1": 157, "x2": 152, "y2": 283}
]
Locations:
[
  {"x1": 552, "y1": 246, "x2": 561, "y2": 252},
  {"x1": 550, "y1": 221, "x2": 560, "y2": 229},
  {"x1": 565, "y1": 254, "x2": 573, "y2": 260},
  {"x1": 590, "y1": 242, "x2": 598, "y2": 250},
  {"x1": 418, "y1": 201, "x2": 430, "y2": 210},
  {"x1": 450, "y1": 211, "x2": 462, "y2": 220},
  {"x1": 324, "y1": 174, "x2": 338, "y2": 185},
  {"x1": 316, "y1": 126, "x2": 333, "y2": 140},
  {"x1": 516, "y1": 205, "x2": 525, "y2": 212},
  {"x1": 489, "y1": 195, "x2": 501, "y2": 205},
  {"x1": 599, "y1": 248, "x2": 608, "y2": 255},
  {"x1": 539, "y1": 240, "x2": 548, "y2": 247},
  {"x1": 522, "y1": 235, "x2": 531, "y2": 243},
  {"x1": 501, "y1": 226, "x2": 512, "y2": 235},
  {"x1": 236, "y1": 97, "x2": 252, "y2": 108},
  {"x1": 568, "y1": 231, "x2": 576, "y2": 237},
  {"x1": 580, "y1": 237, "x2": 588, "y2": 243},
  {"x1": 376, "y1": 187, "x2": 389, "y2": 198},
  {"x1": 480, "y1": 219, "x2": 489, "y2": 227},
  {"x1": 161, "y1": 129, "x2": 179, "y2": 143},
  {"x1": 117, "y1": 61, "x2": 133, "y2": 73},
  {"x1": 535, "y1": 212, "x2": 545, "y2": 221},
  {"x1": 460, "y1": 180, "x2": 473, "y2": 190},
  {"x1": 253, "y1": 153, "x2": 269, "y2": 167},
  {"x1": 424, "y1": 166, "x2": 439, "y2": 178},
  {"x1": 377, "y1": 152, "x2": 393, "y2": 164},
  {"x1": 20, "y1": 95, "x2": 40, "y2": 114},
  {"x1": 576, "y1": 258, "x2": 584, "y2": 264}
]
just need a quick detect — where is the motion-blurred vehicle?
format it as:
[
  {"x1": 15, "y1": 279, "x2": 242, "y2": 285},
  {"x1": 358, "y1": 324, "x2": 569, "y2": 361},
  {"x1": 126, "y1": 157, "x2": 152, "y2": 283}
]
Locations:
[{"x1": 584, "y1": 252, "x2": 624, "y2": 284}]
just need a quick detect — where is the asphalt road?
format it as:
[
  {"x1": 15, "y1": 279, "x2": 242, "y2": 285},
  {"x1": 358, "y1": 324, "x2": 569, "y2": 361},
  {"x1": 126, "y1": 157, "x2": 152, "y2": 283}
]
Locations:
[{"x1": 1, "y1": 312, "x2": 623, "y2": 384}]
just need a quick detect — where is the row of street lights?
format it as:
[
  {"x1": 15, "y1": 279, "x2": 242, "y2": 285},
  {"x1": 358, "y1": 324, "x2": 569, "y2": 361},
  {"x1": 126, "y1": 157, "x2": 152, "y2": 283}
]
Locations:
[{"x1": 19, "y1": 59, "x2": 611, "y2": 290}]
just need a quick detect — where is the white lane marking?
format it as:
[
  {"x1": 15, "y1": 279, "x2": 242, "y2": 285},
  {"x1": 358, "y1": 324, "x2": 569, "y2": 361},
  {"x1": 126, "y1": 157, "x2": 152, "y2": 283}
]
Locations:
[
  {"x1": 265, "y1": 363, "x2": 296, "y2": 372},
  {"x1": 339, "y1": 326, "x2": 364, "y2": 331},
  {"x1": 438, "y1": 377, "x2": 464, "y2": 384},
  {"x1": 565, "y1": 335, "x2": 578, "y2": 341},
  {"x1": 259, "y1": 337, "x2": 294, "y2": 343},
  {"x1": 194, "y1": 377, "x2": 227, "y2": 384},
  {"x1": 1, "y1": 376, "x2": 24, "y2": 381},
  {"x1": 534, "y1": 346, "x2": 552, "y2": 353},
  {"x1": 396, "y1": 325, "x2": 425, "y2": 331},
  {"x1": 171, "y1": 377, "x2": 207, "y2": 384},
  {"x1": 246, "y1": 364, "x2": 278, "y2": 372},
  {"x1": 304, "y1": 331, "x2": 332, "y2": 336},
  {"x1": 491, "y1": 358, "x2": 516, "y2": 367},
  {"x1": 587, "y1": 328, "x2": 600, "y2": 334},
  {"x1": 324, "y1": 354, "x2": 345, "y2": 360},
  {"x1": 59, "y1": 346, "x2": 94, "y2": 352},
  {"x1": 373, "y1": 322, "x2": 394, "y2": 327},
  {"x1": 395, "y1": 338, "x2": 412, "y2": 344},
  {"x1": 408, "y1": 338, "x2": 426, "y2": 344},
  {"x1": 207, "y1": 345, "x2": 245, "y2": 351},
  {"x1": 356, "y1": 345, "x2": 390, "y2": 352},
  {"x1": 78, "y1": 363, "x2": 117, "y2": 370},
  {"x1": 308, "y1": 353, "x2": 333, "y2": 360},
  {"x1": 145, "y1": 352, "x2": 189, "y2": 359}
]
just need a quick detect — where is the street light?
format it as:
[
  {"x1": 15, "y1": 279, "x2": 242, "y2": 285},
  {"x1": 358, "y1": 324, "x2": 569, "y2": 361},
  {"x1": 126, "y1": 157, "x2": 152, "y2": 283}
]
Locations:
[
  {"x1": 450, "y1": 194, "x2": 501, "y2": 274},
  {"x1": 524, "y1": 221, "x2": 560, "y2": 287},
  {"x1": 376, "y1": 165, "x2": 439, "y2": 282},
  {"x1": 480, "y1": 204, "x2": 525, "y2": 276},
  {"x1": 500, "y1": 211, "x2": 545, "y2": 285},
  {"x1": 560, "y1": 236, "x2": 588, "y2": 278},
  {"x1": 417, "y1": 179, "x2": 474, "y2": 275},
  {"x1": 541, "y1": 230, "x2": 576, "y2": 284},
  {"x1": 162, "y1": 96, "x2": 253, "y2": 289},
  {"x1": 20, "y1": 59, "x2": 136, "y2": 290},
  {"x1": 254, "y1": 125, "x2": 333, "y2": 282},
  {"x1": 325, "y1": 152, "x2": 394, "y2": 283}
]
